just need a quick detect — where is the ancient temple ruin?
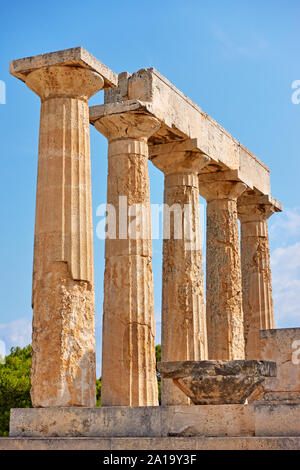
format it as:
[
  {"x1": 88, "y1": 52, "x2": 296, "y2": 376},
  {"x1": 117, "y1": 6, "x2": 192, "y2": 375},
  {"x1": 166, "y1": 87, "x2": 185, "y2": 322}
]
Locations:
[{"x1": 4, "y1": 47, "x2": 300, "y2": 450}]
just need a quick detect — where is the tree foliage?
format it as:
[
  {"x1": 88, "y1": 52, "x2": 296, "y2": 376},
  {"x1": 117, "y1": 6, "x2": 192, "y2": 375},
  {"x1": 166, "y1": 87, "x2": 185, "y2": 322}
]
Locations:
[
  {"x1": 96, "y1": 378, "x2": 101, "y2": 407},
  {"x1": 0, "y1": 345, "x2": 32, "y2": 436}
]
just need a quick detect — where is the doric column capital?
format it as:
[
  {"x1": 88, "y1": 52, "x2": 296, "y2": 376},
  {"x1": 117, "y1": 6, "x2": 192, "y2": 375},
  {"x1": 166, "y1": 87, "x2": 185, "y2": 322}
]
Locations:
[
  {"x1": 94, "y1": 111, "x2": 161, "y2": 142},
  {"x1": 10, "y1": 47, "x2": 117, "y2": 101},
  {"x1": 198, "y1": 174, "x2": 247, "y2": 202},
  {"x1": 238, "y1": 194, "x2": 281, "y2": 223},
  {"x1": 149, "y1": 139, "x2": 210, "y2": 176},
  {"x1": 25, "y1": 66, "x2": 105, "y2": 101},
  {"x1": 238, "y1": 203, "x2": 275, "y2": 223}
]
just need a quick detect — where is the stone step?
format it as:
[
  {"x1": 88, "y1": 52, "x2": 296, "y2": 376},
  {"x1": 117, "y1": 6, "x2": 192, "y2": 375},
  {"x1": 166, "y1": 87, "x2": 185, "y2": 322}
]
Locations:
[
  {"x1": 10, "y1": 404, "x2": 300, "y2": 439},
  {"x1": 1, "y1": 436, "x2": 300, "y2": 450}
]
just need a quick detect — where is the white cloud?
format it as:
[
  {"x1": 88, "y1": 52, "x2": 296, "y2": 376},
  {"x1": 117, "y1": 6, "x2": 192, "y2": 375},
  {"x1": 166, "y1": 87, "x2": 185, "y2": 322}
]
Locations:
[
  {"x1": 271, "y1": 239, "x2": 300, "y2": 328},
  {"x1": 270, "y1": 207, "x2": 300, "y2": 243},
  {"x1": 0, "y1": 317, "x2": 32, "y2": 354},
  {"x1": 267, "y1": 207, "x2": 300, "y2": 327},
  {"x1": 212, "y1": 25, "x2": 268, "y2": 61}
]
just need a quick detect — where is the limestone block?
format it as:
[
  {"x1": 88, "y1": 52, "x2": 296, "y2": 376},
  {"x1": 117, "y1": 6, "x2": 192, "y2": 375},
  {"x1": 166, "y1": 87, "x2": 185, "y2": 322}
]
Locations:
[
  {"x1": 2, "y1": 436, "x2": 300, "y2": 450},
  {"x1": 9, "y1": 47, "x2": 118, "y2": 88},
  {"x1": 9, "y1": 403, "x2": 300, "y2": 440},
  {"x1": 258, "y1": 328, "x2": 300, "y2": 403},
  {"x1": 103, "y1": 68, "x2": 271, "y2": 195},
  {"x1": 166, "y1": 405, "x2": 254, "y2": 437},
  {"x1": 254, "y1": 403, "x2": 300, "y2": 436},
  {"x1": 9, "y1": 407, "x2": 166, "y2": 438}
]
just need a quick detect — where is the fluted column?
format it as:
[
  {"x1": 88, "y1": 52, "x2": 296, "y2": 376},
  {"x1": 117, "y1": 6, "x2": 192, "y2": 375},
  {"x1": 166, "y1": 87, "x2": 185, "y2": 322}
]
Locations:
[
  {"x1": 150, "y1": 141, "x2": 209, "y2": 405},
  {"x1": 238, "y1": 195, "x2": 277, "y2": 359},
  {"x1": 10, "y1": 49, "x2": 116, "y2": 407},
  {"x1": 93, "y1": 111, "x2": 160, "y2": 406},
  {"x1": 198, "y1": 175, "x2": 246, "y2": 360}
]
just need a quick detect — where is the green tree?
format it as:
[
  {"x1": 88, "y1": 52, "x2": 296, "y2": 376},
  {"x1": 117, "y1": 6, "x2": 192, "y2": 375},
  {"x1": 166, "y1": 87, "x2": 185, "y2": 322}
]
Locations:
[
  {"x1": 96, "y1": 378, "x2": 101, "y2": 407},
  {"x1": 0, "y1": 345, "x2": 32, "y2": 436}
]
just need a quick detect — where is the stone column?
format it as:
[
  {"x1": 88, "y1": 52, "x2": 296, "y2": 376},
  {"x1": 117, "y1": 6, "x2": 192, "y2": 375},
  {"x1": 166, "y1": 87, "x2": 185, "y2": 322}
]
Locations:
[
  {"x1": 93, "y1": 111, "x2": 160, "y2": 406},
  {"x1": 10, "y1": 48, "x2": 117, "y2": 407},
  {"x1": 238, "y1": 195, "x2": 278, "y2": 359},
  {"x1": 198, "y1": 174, "x2": 246, "y2": 360},
  {"x1": 150, "y1": 140, "x2": 210, "y2": 405}
]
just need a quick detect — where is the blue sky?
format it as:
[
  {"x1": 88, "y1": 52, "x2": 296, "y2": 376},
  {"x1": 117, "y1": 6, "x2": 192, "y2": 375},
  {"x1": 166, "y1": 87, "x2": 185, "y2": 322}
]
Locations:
[{"x1": 0, "y1": 0, "x2": 299, "y2": 375}]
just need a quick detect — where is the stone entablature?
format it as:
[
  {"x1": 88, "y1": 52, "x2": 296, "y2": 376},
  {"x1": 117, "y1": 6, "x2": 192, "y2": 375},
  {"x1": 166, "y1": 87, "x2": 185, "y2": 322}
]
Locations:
[{"x1": 104, "y1": 69, "x2": 271, "y2": 195}]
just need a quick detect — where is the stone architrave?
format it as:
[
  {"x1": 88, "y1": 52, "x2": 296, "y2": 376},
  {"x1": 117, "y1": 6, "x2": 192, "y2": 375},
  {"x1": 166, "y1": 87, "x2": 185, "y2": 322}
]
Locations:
[
  {"x1": 91, "y1": 108, "x2": 160, "y2": 406},
  {"x1": 10, "y1": 48, "x2": 118, "y2": 407},
  {"x1": 198, "y1": 173, "x2": 247, "y2": 360},
  {"x1": 150, "y1": 139, "x2": 210, "y2": 405},
  {"x1": 238, "y1": 194, "x2": 282, "y2": 359}
]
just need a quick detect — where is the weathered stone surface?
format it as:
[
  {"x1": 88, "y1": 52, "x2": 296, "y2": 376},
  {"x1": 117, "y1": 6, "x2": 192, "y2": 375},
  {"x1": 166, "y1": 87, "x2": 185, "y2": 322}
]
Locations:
[
  {"x1": 31, "y1": 262, "x2": 96, "y2": 407},
  {"x1": 10, "y1": 403, "x2": 300, "y2": 440},
  {"x1": 198, "y1": 175, "x2": 246, "y2": 360},
  {"x1": 158, "y1": 360, "x2": 276, "y2": 405},
  {"x1": 238, "y1": 194, "x2": 281, "y2": 359},
  {"x1": 254, "y1": 403, "x2": 300, "y2": 437},
  {"x1": 10, "y1": 47, "x2": 118, "y2": 88},
  {"x1": 104, "y1": 68, "x2": 271, "y2": 196},
  {"x1": 166, "y1": 404, "x2": 255, "y2": 437},
  {"x1": 91, "y1": 109, "x2": 160, "y2": 406},
  {"x1": 150, "y1": 140, "x2": 209, "y2": 406},
  {"x1": 2, "y1": 436, "x2": 300, "y2": 450},
  {"x1": 253, "y1": 328, "x2": 300, "y2": 403},
  {"x1": 10, "y1": 407, "x2": 166, "y2": 438},
  {"x1": 10, "y1": 49, "x2": 117, "y2": 407}
]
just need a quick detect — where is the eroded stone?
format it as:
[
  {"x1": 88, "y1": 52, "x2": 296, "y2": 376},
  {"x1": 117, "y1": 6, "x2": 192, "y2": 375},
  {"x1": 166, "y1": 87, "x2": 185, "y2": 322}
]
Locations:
[{"x1": 158, "y1": 360, "x2": 277, "y2": 405}]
